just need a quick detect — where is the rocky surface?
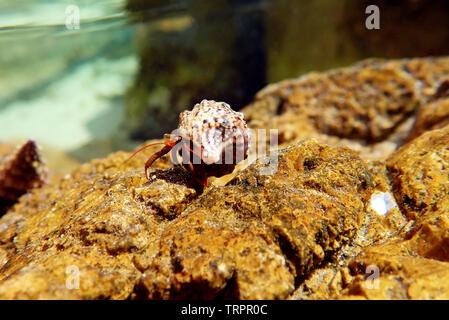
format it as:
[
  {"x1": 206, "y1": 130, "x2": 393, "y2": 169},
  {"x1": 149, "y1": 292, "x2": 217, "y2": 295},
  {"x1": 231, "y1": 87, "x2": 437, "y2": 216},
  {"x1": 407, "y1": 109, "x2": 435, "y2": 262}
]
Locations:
[
  {"x1": 243, "y1": 56, "x2": 449, "y2": 160},
  {"x1": 0, "y1": 140, "x2": 380, "y2": 299},
  {"x1": 407, "y1": 79, "x2": 449, "y2": 141},
  {"x1": 337, "y1": 125, "x2": 449, "y2": 300},
  {"x1": 0, "y1": 56, "x2": 449, "y2": 299}
]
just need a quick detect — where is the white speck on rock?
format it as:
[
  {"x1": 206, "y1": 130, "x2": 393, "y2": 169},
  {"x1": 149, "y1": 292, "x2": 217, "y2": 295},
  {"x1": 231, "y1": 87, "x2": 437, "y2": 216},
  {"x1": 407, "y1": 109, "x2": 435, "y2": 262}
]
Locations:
[
  {"x1": 369, "y1": 192, "x2": 397, "y2": 216},
  {"x1": 217, "y1": 263, "x2": 228, "y2": 274}
]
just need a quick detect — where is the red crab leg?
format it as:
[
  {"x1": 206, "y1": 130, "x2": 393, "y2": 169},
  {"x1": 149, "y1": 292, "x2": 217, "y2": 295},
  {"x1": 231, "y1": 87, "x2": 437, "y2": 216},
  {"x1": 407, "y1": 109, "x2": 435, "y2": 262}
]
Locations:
[
  {"x1": 126, "y1": 138, "x2": 181, "y2": 179},
  {"x1": 144, "y1": 144, "x2": 175, "y2": 179},
  {"x1": 181, "y1": 142, "x2": 208, "y2": 188},
  {"x1": 187, "y1": 162, "x2": 208, "y2": 188}
]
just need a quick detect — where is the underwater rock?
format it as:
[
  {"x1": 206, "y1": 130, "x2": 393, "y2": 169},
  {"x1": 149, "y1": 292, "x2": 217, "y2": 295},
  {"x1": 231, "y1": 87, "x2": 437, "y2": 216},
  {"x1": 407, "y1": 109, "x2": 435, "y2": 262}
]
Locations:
[
  {"x1": 266, "y1": 0, "x2": 449, "y2": 81},
  {"x1": 0, "y1": 140, "x2": 46, "y2": 217}
]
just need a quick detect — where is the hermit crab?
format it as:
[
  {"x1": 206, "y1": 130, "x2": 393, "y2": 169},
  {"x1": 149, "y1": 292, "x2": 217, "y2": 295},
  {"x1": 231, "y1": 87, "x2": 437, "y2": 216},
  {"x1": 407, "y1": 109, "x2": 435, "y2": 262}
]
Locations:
[{"x1": 129, "y1": 99, "x2": 250, "y2": 188}]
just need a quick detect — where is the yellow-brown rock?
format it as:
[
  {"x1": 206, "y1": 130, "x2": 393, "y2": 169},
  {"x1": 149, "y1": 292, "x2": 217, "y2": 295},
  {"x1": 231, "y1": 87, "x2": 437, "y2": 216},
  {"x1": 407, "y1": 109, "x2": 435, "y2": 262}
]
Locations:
[
  {"x1": 337, "y1": 125, "x2": 449, "y2": 300},
  {"x1": 0, "y1": 144, "x2": 179, "y2": 299},
  {"x1": 342, "y1": 247, "x2": 449, "y2": 300},
  {"x1": 408, "y1": 97, "x2": 449, "y2": 141},
  {"x1": 243, "y1": 57, "x2": 449, "y2": 160},
  {"x1": 0, "y1": 139, "x2": 381, "y2": 299},
  {"x1": 1, "y1": 56, "x2": 449, "y2": 300},
  {"x1": 386, "y1": 125, "x2": 449, "y2": 220},
  {"x1": 138, "y1": 140, "x2": 375, "y2": 299}
]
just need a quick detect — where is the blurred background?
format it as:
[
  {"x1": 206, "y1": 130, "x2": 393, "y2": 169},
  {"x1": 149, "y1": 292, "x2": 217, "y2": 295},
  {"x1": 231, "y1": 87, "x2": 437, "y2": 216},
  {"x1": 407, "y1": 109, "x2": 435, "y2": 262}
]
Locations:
[{"x1": 1, "y1": 0, "x2": 449, "y2": 173}]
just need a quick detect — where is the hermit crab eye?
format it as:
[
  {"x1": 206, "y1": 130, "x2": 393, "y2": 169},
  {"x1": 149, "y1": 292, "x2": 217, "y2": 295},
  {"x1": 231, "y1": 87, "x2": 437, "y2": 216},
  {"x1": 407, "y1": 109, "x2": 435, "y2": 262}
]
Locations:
[{"x1": 163, "y1": 134, "x2": 182, "y2": 143}]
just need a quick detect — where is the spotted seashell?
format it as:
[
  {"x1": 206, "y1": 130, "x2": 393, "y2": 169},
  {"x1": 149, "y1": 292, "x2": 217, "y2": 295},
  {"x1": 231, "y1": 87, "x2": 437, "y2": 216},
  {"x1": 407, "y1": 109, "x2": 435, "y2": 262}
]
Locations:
[{"x1": 178, "y1": 99, "x2": 250, "y2": 165}]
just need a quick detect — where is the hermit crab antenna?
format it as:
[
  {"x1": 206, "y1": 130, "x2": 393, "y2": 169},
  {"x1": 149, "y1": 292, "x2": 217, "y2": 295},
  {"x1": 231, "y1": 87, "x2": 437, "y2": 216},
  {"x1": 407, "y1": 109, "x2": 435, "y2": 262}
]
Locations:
[
  {"x1": 125, "y1": 142, "x2": 168, "y2": 162},
  {"x1": 183, "y1": 142, "x2": 202, "y2": 159}
]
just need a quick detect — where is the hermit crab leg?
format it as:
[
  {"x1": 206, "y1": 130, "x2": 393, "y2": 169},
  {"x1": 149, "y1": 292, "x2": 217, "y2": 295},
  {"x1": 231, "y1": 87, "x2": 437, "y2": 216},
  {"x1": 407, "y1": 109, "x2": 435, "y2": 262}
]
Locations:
[
  {"x1": 181, "y1": 141, "x2": 208, "y2": 187},
  {"x1": 126, "y1": 135, "x2": 182, "y2": 179},
  {"x1": 188, "y1": 163, "x2": 208, "y2": 188},
  {"x1": 143, "y1": 144, "x2": 174, "y2": 179}
]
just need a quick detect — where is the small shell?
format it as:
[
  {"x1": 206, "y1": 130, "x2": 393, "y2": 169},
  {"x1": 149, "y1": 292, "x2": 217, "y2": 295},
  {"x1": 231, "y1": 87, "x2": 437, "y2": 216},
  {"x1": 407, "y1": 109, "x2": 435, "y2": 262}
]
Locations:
[
  {"x1": 0, "y1": 140, "x2": 47, "y2": 215},
  {"x1": 178, "y1": 99, "x2": 250, "y2": 165}
]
